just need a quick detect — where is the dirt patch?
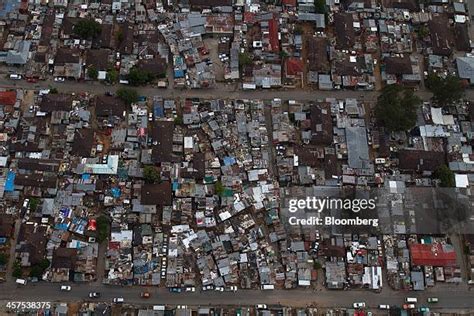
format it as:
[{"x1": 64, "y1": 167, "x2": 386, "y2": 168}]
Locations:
[{"x1": 203, "y1": 38, "x2": 225, "y2": 82}]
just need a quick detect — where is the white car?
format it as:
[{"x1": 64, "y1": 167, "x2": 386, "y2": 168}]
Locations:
[
  {"x1": 202, "y1": 285, "x2": 214, "y2": 291},
  {"x1": 54, "y1": 77, "x2": 65, "y2": 82},
  {"x1": 353, "y1": 302, "x2": 366, "y2": 309},
  {"x1": 256, "y1": 304, "x2": 267, "y2": 309},
  {"x1": 228, "y1": 286, "x2": 238, "y2": 292},
  {"x1": 113, "y1": 297, "x2": 124, "y2": 303},
  {"x1": 185, "y1": 287, "x2": 196, "y2": 292},
  {"x1": 379, "y1": 305, "x2": 390, "y2": 310},
  {"x1": 215, "y1": 286, "x2": 225, "y2": 292},
  {"x1": 60, "y1": 285, "x2": 71, "y2": 291}
]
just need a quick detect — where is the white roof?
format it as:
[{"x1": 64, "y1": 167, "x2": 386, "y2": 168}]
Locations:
[{"x1": 455, "y1": 174, "x2": 469, "y2": 188}]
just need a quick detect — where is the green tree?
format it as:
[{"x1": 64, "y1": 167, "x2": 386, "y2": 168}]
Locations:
[
  {"x1": 215, "y1": 181, "x2": 225, "y2": 196},
  {"x1": 29, "y1": 259, "x2": 50, "y2": 278},
  {"x1": 29, "y1": 197, "x2": 40, "y2": 212},
  {"x1": 116, "y1": 30, "x2": 124, "y2": 43},
  {"x1": 0, "y1": 253, "x2": 7, "y2": 265},
  {"x1": 238, "y1": 52, "x2": 253, "y2": 67},
  {"x1": 313, "y1": 261, "x2": 322, "y2": 270},
  {"x1": 174, "y1": 116, "x2": 183, "y2": 125},
  {"x1": 87, "y1": 66, "x2": 99, "y2": 80},
  {"x1": 434, "y1": 165, "x2": 455, "y2": 187},
  {"x1": 426, "y1": 74, "x2": 465, "y2": 106},
  {"x1": 294, "y1": 25, "x2": 303, "y2": 35},
  {"x1": 417, "y1": 25, "x2": 429, "y2": 39},
  {"x1": 96, "y1": 216, "x2": 110, "y2": 243},
  {"x1": 375, "y1": 85, "x2": 421, "y2": 132},
  {"x1": 106, "y1": 69, "x2": 119, "y2": 84},
  {"x1": 314, "y1": 0, "x2": 327, "y2": 14},
  {"x1": 49, "y1": 87, "x2": 58, "y2": 94},
  {"x1": 12, "y1": 262, "x2": 22, "y2": 278},
  {"x1": 143, "y1": 165, "x2": 161, "y2": 184},
  {"x1": 74, "y1": 19, "x2": 102, "y2": 39},
  {"x1": 127, "y1": 67, "x2": 155, "y2": 86},
  {"x1": 116, "y1": 88, "x2": 138, "y2": 105}
]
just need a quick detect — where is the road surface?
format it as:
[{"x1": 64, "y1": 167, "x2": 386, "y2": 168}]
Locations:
[
  {"x1": 0, "y1": 78, "x2": 454, "y2": 102},
  {"x1": 0, "y1": 281, "x2": 473, "y2": 310}
]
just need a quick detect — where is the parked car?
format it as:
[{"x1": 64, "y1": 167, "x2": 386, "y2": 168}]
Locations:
[
  {"x1": 113, "y1": 297, "x2": 124, "y2": 303},
  {"x1": 60, "y1": 285, "x2": 71, "y2": 291},
  {"x1": 215, "y1": 286, "x2": 224, "y2": 292},
  {"x1": 378, "y1": 305, "x2": 390, "y2": 310},
  {"x1": 169, "y1": 287, "x2": 182, "y2": 293},
  {"x1": 54, "y1": 77, "x2": 65, "y2": 82},
  {"x1": 353, "y1": 302, "x2": 366, "y2": 309},
  {"x1": 256, "y1": 304, "x2": 267, "y2": 309},
  {"x1": 427, "y1": 297, "x2": 438, "y2": 303},
  {"x1": 403, "y1": 304, "x2": 416, "y2": 310},
  {"x1": 227, "y1": 286, "x2": 238, "y2": 292},
  {"x1": 185, "y1": 287, "x2": 195, "y2": 292},
  {"x1": 202, "y1": 285, "x2": 214, "y2": 291},
  {"x1": 89, "y1": 292, "x2": 100, "y2": 298},
  {"x1": 16, "y1": 278, "x2": 27, "y2": 285}
]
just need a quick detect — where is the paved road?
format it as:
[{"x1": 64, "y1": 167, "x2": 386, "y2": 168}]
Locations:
[
  {"x1": 0, "y1": 78, "x2": 448, "y2": 102},
  {"x1": 0, "y1": 281, "x2": 473, "y2": 310}
]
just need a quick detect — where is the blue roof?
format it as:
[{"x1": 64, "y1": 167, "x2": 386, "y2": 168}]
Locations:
[
  {"x1": 223, "y1": 156, "x2": 236, "y2": 166},
  {"x1": 174, "y1": 70, "x2": 185, "y2": 78},
  {"x1": 82, "y1": 173, "x2": 91, "y2": 180},
  {"x1": 54, "y1": 223, "x2": 69, "y2": 231},
  {"x1": 154, "y1": 104, "x2": 164, "y2": 118},
  {"x1": 172, "y1": 182, "x2": 179, "y2": 191},
  {"x1": 111, "y1": 187, "x2": 121, "y2": 198},
  {"x1": 5, "y1": 171, "x2": 15, "y2": 192}
]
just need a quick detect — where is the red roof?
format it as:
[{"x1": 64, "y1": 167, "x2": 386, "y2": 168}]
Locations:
[
  {"x1": 282, "y1": 0, "x2": 296, "y2": 5},
  {"x1": 410, "y1": 243, "x2": 457, "y2": 267},
  {"x1": 0, "y1": 91, "x2": 17, "y2": 106},
  {"x1": 87, "y1": 219, "x2": 97, "y2": 231},
  {"x1": 268, "y1": 19, "x2": 279, "y2": 53},
  {"x1": 244, "y1": 12, "x2": 256, "y2": 24},
  {"x1": 285, "y1": 58, "x2": 304, "y2": 76}
]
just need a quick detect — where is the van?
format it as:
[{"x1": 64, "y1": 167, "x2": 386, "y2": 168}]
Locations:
[
  {"x1": 153, "y1": 305, "x2": 166, "y2": 311},
  {"x1": 406, "y1": 297, "x2": 417, "y2": 303},
  {"x1": 16, "y1": 278, "x2": 27, "y2": 285}
]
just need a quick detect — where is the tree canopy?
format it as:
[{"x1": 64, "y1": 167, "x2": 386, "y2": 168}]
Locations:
[
  {"x1": 426, "y1": 74, "x2": 465, "y2": 106},
  {"x1": 375, "y1": 85, "x2": 421, "y2": 132},
  {"x1": 434, "y1": 165, "x2": 455, "y2": 187},
  {"x1": 96, "y1": 216, "x2": 110, "y2": 243},
  {"x1": 74, "y1": 19, "x2": 101, "y2": 39},
  {"x1": 87, "y1": 66, "x2": 98, "y2": 80},
  {"x1": 0, "y1": 253, "x2": 7, "y2": 265},
  {"x1": 116, "y1": 88, "x2": 138, "y2": 105},
  {"x1": 143, "y1": 165, "x2": 161, "y2": 184},
  {"x1": 238, "y1": 52, "x2": 253, "y2": 67},
  {"x1": 127, "y1": 68, "x2": 155, "y2": 86},
  {"x1": 106, "y1": 69, "x2": 119, "y2": 83},
  {"x1": 29, "y1": 259, "x2": 50, "y2": 278}
]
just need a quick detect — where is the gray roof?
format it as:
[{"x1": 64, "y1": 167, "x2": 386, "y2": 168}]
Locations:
[
  {"x1": 346, "y1": 126, "x2": 370, "y2": 169},
  {"x1": 6, "y1": 40, "x2": 31, "y2": 65},
  {"x1": 457, "y1": 56, "x2": 474, "y2": 83}
]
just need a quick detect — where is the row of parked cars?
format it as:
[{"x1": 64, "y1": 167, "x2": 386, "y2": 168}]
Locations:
[{"x1": 353, "y1": 297, "x2": 438, "y2": 311}]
